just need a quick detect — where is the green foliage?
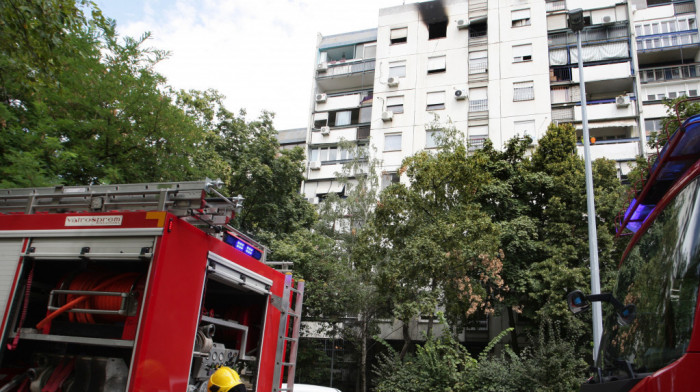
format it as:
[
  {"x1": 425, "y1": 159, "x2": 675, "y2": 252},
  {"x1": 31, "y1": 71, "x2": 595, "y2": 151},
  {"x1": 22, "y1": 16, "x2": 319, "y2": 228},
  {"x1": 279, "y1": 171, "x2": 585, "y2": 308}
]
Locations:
[
  {"x1": 372, "y1": 124, "x2": 505, "y2": 332},
  {"x1": 374, "y1": 321, "x2": 586, "y2": 392},
  {"x1": 651, "y1": 96, "x2": 700, "y2": 150},
  {"x1": 472, "y1": 123, "x2": 624, "y2": 340},
  {"x1": 373, "y1": 330, "x2": 476, "y2": 392},
  {"x1": 0, "y1": 0, "x2": 209, "y2": 186}
]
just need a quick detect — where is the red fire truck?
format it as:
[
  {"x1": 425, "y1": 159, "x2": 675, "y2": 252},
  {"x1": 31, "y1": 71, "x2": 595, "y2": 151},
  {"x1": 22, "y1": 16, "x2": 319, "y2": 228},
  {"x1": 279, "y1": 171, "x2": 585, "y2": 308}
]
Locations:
[
  {"x1": 568, "y1": 110, "x2": 700, "y2": 391},
  {"x1": 0, "y1": 180, "x2": 303, "y2": 392}
]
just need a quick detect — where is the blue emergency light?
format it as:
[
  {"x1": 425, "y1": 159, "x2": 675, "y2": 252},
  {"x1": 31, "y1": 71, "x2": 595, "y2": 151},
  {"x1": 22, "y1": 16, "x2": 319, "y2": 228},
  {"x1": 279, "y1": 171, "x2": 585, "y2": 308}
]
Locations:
[{"x1": 224, "y1": 232, "x2": 263, "y2": 260}]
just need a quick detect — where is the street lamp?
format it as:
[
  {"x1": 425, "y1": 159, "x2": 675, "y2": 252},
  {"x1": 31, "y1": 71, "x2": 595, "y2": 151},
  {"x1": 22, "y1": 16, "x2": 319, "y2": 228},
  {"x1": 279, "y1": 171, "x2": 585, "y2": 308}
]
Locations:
[{"x1": 568, "y1": 8, "x2": 604, "y2": 362}]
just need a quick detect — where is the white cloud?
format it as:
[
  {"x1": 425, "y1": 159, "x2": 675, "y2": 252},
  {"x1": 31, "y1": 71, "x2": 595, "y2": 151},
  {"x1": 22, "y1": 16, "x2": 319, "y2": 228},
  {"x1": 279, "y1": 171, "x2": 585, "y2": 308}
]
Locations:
[{"x1": 112, "y1": 0, "x2": 416, "y2": 130}]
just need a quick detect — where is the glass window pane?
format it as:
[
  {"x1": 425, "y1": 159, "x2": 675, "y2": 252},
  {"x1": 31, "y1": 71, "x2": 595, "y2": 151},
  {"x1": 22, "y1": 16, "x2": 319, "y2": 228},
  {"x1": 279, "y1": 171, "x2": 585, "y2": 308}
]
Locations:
[
  {"x1": 335, "y1": 111, "x2": 351, "y2": 126},
  {"x1": 389, "y1": 65, "x2": 406, "y2": 78},
  {"x1": 359, "y1": 107, "x2": 372, "y2": 123},
  {"x1": 384, "y1": 134, "x2": 402, "y2": 151}
]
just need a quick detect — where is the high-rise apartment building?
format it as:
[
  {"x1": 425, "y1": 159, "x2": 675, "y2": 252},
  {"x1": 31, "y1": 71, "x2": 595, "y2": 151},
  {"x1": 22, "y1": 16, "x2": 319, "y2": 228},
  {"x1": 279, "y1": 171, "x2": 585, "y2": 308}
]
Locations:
[{"x1": 302, "y1": 0, "x2": 699, "y2": 204}]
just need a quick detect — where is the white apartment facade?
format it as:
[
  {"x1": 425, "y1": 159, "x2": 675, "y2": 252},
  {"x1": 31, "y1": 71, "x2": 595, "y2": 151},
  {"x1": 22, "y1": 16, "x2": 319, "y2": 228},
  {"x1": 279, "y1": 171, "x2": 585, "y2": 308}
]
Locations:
[{"x1": 302, "y1": 0, "x2": 700, "y2": 203}]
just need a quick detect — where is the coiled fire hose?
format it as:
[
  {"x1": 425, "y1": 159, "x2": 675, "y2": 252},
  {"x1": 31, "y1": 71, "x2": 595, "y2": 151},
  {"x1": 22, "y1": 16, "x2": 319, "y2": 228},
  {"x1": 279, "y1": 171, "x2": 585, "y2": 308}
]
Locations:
[{"x1": 36, "y1": 272, "x2": 140, "y2": 330}]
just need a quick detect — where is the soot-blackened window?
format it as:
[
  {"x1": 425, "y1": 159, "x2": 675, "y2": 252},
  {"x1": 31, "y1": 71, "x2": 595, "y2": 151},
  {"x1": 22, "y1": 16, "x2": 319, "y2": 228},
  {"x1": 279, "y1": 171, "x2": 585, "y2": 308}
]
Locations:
[{"x1": 429, "y1": 21, "x2": 448, "y2": 39}]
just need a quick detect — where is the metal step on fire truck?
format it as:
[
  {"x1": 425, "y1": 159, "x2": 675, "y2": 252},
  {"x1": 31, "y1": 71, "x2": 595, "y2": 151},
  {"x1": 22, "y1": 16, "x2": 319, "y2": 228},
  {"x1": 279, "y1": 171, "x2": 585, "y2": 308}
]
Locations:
[{"x1": 0, "y1": 179, "x2": 304, "y2": 392}]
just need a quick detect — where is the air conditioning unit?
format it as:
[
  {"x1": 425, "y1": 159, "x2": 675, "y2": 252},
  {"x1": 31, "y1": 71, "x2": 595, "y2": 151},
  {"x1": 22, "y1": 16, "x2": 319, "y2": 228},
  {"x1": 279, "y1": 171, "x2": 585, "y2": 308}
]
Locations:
[
  {"x1": 382, "y1": 111, "x2": 394, "y2": 121},
  {"x1": 454, "y1": 89, "x2": 467, "y2": 100},
  {"x1": 309, "y1": 161, "x2": 321, "y2": 170},
  {"x1": 320, "y1": 126, "x2": 330, "y2": 135},
  {"x1": 387, "y1": 77, "x2": 399, "y2": 87},
  {"x1": 315, "y1": 93, "x2": 327, "y2": 103},
  {"x1": 602, "y1": 15, "x2": 613, "y2": 25},
  {"x1": 307, "y1": 197, "x2": 319, "y2": 204},
  {"x1": 616, "y1": 95, "x2": 630, "y2": 108},
  {"x1": 317, "y1": 62, "x2": 328, "y2": 72},
  {"x1": 456, "y1": 19, "x2": 468, "y2": 29}
]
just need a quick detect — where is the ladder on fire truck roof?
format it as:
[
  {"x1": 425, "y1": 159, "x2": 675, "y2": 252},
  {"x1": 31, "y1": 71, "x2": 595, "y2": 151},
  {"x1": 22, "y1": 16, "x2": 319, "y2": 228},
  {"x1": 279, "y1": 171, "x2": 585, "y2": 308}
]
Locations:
[
  {"x1": 0, "y1": 179, "x2": 270, "y2": 262},
  {"x1": 273, "y1": 273, "x2": 305, "y2": 392}
]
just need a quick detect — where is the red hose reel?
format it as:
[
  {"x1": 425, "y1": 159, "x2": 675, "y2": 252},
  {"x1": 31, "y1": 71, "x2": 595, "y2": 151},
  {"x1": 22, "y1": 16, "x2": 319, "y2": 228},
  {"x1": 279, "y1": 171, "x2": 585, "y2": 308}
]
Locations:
[{"x1": 36, "y1": 270, "x2": 145, "y2": 340}]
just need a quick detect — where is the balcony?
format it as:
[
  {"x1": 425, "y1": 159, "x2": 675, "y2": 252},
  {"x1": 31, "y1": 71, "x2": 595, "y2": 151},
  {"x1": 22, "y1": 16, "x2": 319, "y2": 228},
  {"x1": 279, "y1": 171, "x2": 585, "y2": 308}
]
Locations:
[
  {"x1": 468, "y1": 99, "x2": 488, "y2": 120},
  {"x1": 310, "y1": 126, "x2": 368, "y2": 145},
  {"x1": 576, "y1": 138, "x2": 641, "y2": 161},
  {"x1": 635, "y1": 15, "x2": 700, "y2": 64},
  {"x1": 551, "y1": 85, "x2": 580, "y2": 105},
  {"x1": 640, "y1": 63, "x2": 700, "y2": 83},
  {"x1": 573, "y1": 61, "x2": 633, "y2": 95},
  {"x1": 316, "y1": 59, "x2": 375, "y2": 91},
  {"x1": 552, "y1": 107, "x2": 575, "y2": 122},
  {"x1": 574, "y1": 98, "x2": 636, "y2": 122}
]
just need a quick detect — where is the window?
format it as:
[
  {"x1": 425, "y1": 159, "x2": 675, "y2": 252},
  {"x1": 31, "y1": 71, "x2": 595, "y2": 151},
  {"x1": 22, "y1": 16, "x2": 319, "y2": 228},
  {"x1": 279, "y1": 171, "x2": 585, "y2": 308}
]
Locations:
[
  {"x1": 309, "y1": 146, "x2": 336, "y2": 162},
  {"x1": 426, "y1": 91, "x2": 445, "y2": 111},
  {"x1": 428, "y1": 20, "x2": 448, "y2": 39},
  {"x1": 469, "y1": 51, "x2": 488, "y2": 74},
  {"x1": 645, "y1": 118, "x2": 662, "y2": 135},
  {"x1": 427, "y1": 55, "x2": 446, "y2": 74},
  {"x1": 469, "y1": 20, "x2": 487, "y2": 38},
  {"x1": 359, "y1": 106, "x2": 372, "y2": 123},
  {"x1": 512, "y1": 9, "x2": 531, "y2": 27},
  {"x1": 381, "y1": 172, "x2": 400, "y2": 189},
  {"x1": 515, "y1": 120, "x2": 536, "y2": 140},
  {"x1": 426, "y1": 130, "x2": 443, "y2": 148},
  {"x1": 599, "y1": 178, "x2": 700, "y2": 376},
  {"x1": 513, "y1": 81, "x2": 534, "y2": 101},
  {"x1": 313, "y1": 112, "x2": 328, "y2": 129},
  {"x1": 389, "y1": 61, "x2": 406, "y2": 78},
  {"x1": 335, "y1": 110, "x2": 351, "y2": 126},
  {"x1": 357, "y1": 43, "x2": 377, "y2": 59},
  {"x1": 513, "y1": 44, "x2": 532, "y2": 62},
  {"x1": 386, "y1": 96, "x2": 404, "y2": 114},
  {"x1": 384, "y1": 133, "x2": 402, "y2": 152},
  {"x1": 390, "y1": 27, "x2": 408, "y2": 45},
  {"x1": 324, "y1": 106, "x2": 371, "y2": 128},
  {"x1": 469, "y1": 126, "x2": 488, "y2": 151},
  {"x1": 469, "y1": 87, "x2": 488, "y2": 112}
]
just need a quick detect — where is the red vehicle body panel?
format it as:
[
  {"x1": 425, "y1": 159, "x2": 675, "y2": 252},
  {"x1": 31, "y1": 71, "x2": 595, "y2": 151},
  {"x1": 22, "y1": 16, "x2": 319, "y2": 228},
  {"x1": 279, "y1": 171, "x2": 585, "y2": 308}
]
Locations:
[
  {"x1": 0, "y1": 210, "x2": 290, "y2": 391},
  {"x1": 629, "y1": 353, "x2": 700, "y2": 392}
]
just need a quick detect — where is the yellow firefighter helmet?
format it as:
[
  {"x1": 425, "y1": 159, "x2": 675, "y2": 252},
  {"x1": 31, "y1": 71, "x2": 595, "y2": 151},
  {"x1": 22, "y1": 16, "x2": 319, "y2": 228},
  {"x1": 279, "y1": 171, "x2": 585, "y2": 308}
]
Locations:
[{"x1": 207, "y1": 366, "x2": 242, "y2": 392}]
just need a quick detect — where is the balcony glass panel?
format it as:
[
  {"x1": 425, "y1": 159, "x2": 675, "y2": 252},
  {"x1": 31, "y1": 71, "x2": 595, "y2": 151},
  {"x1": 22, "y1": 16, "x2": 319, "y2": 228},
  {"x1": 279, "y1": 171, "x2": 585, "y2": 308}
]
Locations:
[{"x1": 320, "y1": 59, "x2": 376, "y2": 78}]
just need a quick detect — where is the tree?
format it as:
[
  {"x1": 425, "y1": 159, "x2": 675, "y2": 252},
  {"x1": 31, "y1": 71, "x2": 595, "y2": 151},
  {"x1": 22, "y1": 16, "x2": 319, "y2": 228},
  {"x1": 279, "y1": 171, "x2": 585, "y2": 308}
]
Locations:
[
  {"x1": 371, "y1": 124, "x2": 505, "y2": 357},
  {"x1": 270, "y1": 144, "x2": 390, "y2": 392},
  {"x1": 0, "y1": 0, "x2": 213, "y2": 187},
  {"x1": 472, "y1": 123, "x2": 625, "y2": 350}
]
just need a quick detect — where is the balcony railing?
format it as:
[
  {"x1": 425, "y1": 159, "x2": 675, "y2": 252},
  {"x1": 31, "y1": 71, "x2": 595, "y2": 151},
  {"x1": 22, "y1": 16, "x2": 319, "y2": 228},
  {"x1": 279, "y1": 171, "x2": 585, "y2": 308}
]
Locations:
[
  {"x1": 549, "y1": 25, "x2": 628, "y2": 47},
  {"x1": 546, "y1": 0, "x2": 566, "y2": 12},
  {"x1": 551, "y1": 85, "x2": 581, "y2": 104},
  {"x1": 636, "y1": 30, "x2": 699, "y2": 52},
  {"x1": 552, "y1": 107, "x2": 575, "y2": 122},
  {"x1": 640, "y1": 63, "x2": 700, "y2": 83},
  {"x1": 469, "y1": 99, "x2": 488, "y2": 112},
  {"x1": 468, "y1": 137, "x2": 487, "y2": 151},
  {"x1": 318, "y1": 59, "x2": 375, "y2": 78},
  {"x1": 469, "y1": 58, "x2": 488, "y2": 74}
]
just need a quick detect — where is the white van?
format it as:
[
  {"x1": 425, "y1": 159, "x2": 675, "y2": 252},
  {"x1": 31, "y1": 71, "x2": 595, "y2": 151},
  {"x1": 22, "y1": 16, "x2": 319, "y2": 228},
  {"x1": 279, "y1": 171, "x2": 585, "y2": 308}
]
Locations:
[{"x1": 281, "y1": 384, "x2": 342, "y2": 392}]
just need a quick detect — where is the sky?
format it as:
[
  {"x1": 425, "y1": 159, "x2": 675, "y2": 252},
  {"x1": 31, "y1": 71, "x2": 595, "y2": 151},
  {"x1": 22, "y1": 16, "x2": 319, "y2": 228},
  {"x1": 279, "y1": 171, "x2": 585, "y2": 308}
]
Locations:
[{"x1": 95, "y1": 0, "x2": 421, "y2": 130}]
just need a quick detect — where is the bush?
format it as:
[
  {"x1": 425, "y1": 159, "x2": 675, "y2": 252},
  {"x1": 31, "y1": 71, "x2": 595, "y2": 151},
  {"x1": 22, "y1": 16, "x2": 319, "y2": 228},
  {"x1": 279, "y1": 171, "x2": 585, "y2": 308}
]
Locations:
[{"x1": 373, "y1": 321, "x2": 586, "y2": 392}]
